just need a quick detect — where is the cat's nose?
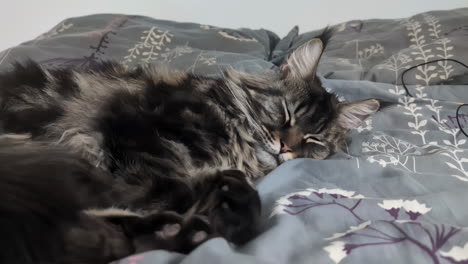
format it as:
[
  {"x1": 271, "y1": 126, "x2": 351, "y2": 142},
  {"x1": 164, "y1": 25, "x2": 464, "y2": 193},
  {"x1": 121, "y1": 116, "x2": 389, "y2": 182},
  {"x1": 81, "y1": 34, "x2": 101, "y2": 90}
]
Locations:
[{"x1": 280, "y1": 140, "x2": 292, "y2": 153}]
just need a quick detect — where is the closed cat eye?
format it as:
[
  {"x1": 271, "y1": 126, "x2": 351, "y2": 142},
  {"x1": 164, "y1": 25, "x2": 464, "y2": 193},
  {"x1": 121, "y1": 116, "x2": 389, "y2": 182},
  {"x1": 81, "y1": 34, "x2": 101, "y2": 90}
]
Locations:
[
  {"x1": 306, "y1": 136, "x2": 321, "y2": 142},
  {"x1": 294, "y1": 102, "x2": 310, "y2": 116},
  {"x1": 281, "y1": 100, "x2": 291, "y2": 126},
  {"x1": 303, "y1": 134, "x2": 326, "y2": 146},
  {"x1": 282, "y1": 119, "x2": 293, "y2": 129}
]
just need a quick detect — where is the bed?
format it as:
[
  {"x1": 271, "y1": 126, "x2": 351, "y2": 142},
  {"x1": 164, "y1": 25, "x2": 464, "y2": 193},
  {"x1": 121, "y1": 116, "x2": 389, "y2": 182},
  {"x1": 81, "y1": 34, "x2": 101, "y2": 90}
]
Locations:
[{"x1": 1, "y1": 7, "x2": 468, "y2": 264}]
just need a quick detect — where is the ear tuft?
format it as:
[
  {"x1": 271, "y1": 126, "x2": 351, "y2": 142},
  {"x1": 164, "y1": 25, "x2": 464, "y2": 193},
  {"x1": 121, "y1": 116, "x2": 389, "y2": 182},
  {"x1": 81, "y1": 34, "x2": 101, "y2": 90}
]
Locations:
[
  {"x1": 337, "y1": 99, "x2": 380, "y2": 130},
  {"x1": 281, "y1": 38, "x2": 324, "y2": 81}
]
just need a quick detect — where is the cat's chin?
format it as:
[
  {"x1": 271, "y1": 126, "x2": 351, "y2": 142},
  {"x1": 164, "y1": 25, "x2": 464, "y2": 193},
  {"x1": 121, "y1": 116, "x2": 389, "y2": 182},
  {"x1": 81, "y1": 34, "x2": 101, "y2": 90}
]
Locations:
[
  {"x1": 255, "y1": 145, "x2": 279, "y2": 169},
  {"x1": 278, "y1": 152, "x2": 296, "y2": 163}
]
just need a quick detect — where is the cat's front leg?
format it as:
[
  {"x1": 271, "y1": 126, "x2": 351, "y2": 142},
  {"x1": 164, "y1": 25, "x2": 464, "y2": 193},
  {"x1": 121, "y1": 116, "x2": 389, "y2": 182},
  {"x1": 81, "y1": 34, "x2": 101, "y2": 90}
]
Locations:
[
  {"x1": 110, "y1": 169, "x2": 262, "y2": 253},
  {"x1": 95, "y1": 210, "x2": 215, "y2": 255},
  {"x1": 193, "y1": 169, "x2": 262, "y2": 244},
  {"x1": 67, "y1": 209, "x2": 216, "y2": 263}
]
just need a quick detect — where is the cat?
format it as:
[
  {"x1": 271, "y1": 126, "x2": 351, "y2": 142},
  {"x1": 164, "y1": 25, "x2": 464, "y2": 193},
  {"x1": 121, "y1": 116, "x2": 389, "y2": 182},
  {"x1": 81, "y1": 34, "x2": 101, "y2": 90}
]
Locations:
[
  {"x1": 0, "y1": 136, "x2": 248, "y2": 263},
  {"x1": 0, "y1": 30, "x2": 380, "y2": 263}
]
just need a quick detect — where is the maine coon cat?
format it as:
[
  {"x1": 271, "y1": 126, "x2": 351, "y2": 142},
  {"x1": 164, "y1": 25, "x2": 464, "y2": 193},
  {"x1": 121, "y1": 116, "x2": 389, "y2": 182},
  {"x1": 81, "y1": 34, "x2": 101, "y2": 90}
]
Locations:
[{"x1": 0, "y1": 31, "x2": 380, "y2": 263}]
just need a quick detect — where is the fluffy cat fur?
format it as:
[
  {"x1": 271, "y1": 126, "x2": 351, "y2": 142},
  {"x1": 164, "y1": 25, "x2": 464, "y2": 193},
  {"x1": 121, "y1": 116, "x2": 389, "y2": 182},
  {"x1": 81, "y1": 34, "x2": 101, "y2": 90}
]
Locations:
[{"x1": 0, "y1": 30, "x2": 380, "y2": 263}]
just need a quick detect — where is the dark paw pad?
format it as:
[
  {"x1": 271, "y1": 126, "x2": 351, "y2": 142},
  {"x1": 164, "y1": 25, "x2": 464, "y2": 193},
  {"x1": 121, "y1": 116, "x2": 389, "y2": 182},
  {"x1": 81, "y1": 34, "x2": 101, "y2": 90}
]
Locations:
[
  {"x1": 155, "y1": 223, "x2": 181, "y2": 239},
  {"x1": 192, "y1": 230, "x2": 208, "y2": 244},
  {"x1": 122, "y1": 212, "x2": 213, "y2": 254}
]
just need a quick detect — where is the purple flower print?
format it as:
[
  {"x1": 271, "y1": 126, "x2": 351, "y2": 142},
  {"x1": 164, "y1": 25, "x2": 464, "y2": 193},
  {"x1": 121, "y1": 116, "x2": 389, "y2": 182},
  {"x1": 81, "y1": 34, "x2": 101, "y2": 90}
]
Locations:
[
  {"x1": 325, "y1": 221, "x2": 372, "y2": 241},
  {"x1": 324, "y1": 236, "x2": 406, "y2": 264},
  {"x1": 313, "y1": 191, "x2": 324, "y2": 199},
  {"x1": 402, "y1": 200, "x2": 432, "y2": 220},
  {"x1": 324, "y1": 241, "x2": 347, "y2": 263},
  {"x1": 272, "y1": 187, "x2": 461, "y2": 264},
  {"x1": 440, "y1": 243, "x2": 468, "y2": 264},
  {"x1": 377, "y1": 199, "x2": 431, "y2": 221},
  {"x1": 378, "y1": 199, "x2": 403, "y2": 219},
  {"x1": 271, "y1": 188, "x2": 364, "y2": 219},
  {"x1": 315, "y1": 188, "x2": 361, "y2": 199}
]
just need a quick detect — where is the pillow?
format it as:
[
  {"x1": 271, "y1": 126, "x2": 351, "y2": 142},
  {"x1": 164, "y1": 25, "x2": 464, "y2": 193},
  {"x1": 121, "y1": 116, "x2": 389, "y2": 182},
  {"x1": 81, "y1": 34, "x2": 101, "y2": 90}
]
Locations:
[
  {"x1": 0, "y1": 14, "x2": 280, "y2": 75},
  {"x1": 271, "y1": 8, "x2": 468, "y2": 85}
]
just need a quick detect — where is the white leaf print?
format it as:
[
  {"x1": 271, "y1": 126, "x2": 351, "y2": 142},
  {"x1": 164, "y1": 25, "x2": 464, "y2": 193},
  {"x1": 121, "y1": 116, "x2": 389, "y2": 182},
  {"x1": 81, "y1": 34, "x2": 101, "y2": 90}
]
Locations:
[
  {"x1": 324, "y1": 241, "x2": 348, "y2": 263},
  {"x1": 402, "y1": 200, "x2": 431, "y2": 214},
  {"x1": 443, "y1": 140, "x2": 453, "y2": 146},
  {"x1": 451, "y1": 175, "x2": 468, "y2": 181},
  {"x1": 325, "y1": 221, "x2": 372, "y2": 241},
  {"x1": 446, "y1": 162, "x2": 458, "y2": 170},
  {"x1": 311, "y1": 188, "x2": 364, "y2": 199},
  {"x1": 34, "y1": 22, "x2": 74, "y2": 43},
  {"x1": 218, "y1": 31, "x2": 258, "y2": 42},
  {"x1": 378, "y1": 200, "x2": 403, "y2": 210},
  {"x1": 122, "y1": 27, "x2": 175, "y2": 67},
  {"x1": 270, "y1": 190, "x2": 313, "y2": 216},
  {"x1": 440, "y1": 243, "x2": 468, "y2": 262}
]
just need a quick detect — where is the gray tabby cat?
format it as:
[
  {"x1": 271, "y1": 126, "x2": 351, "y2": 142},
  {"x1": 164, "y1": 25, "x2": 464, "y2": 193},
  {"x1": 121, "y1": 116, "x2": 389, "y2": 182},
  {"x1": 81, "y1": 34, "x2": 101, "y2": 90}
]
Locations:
[{"x1": 0, "y1": 33, "x2": 379, "y2": 263}]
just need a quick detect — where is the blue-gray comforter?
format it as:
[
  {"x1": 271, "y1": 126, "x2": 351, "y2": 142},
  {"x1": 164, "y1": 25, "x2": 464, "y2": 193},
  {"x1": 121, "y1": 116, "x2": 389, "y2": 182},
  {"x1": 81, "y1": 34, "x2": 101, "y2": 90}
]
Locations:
[{"x1": 1, "y1": 8, "x2": 468, "y2": 264}]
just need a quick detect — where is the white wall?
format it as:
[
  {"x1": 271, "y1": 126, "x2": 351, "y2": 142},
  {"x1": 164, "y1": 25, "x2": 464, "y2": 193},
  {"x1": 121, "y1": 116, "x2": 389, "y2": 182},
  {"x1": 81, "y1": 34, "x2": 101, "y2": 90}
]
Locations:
[{"x1": 1, "y1": 0, "x2": 467, "y2": 51}]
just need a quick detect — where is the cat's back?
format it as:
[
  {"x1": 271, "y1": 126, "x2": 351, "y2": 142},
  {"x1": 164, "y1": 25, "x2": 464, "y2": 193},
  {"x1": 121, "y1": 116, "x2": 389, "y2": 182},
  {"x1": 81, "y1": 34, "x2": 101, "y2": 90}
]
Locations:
[
  {"x1": 0, "y1": 61, "x2": 257, "y2": 177},
  {"x1": 0, "y1": 61, "x2": 215, "y2": 135}
]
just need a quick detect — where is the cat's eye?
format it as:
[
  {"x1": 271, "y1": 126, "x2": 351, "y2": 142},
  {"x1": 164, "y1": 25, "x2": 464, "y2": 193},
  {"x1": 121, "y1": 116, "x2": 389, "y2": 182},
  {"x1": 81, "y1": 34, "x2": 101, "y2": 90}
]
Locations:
[
  {"x1": 294, "y1": 101, "x2": 310, "y2": 116},
  {"x1": 306, "y1": 136, "x2": 321, "y2": 141},
  {"x1": 303, "y1": 134, "x2": 326, "y2": 146},
  {"x1": 282, "y1": 100, "x2": 290, "y2": 126},
  {"x1": 283, "y1": 116, "x2": 290, "y2": 127},
  {"x1": 282, "y1": 115, "x2": 296, "y2": 128}
]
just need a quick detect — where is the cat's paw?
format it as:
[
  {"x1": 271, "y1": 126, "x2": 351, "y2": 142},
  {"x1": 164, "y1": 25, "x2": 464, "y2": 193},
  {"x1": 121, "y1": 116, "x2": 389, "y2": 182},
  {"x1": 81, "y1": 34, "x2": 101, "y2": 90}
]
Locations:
[
  {"x1": 208, "y1": 169, "x2": 261, "y2": 244},
  {"x1": 121, "y1": 212, "x2": 213, "y2": 254}
]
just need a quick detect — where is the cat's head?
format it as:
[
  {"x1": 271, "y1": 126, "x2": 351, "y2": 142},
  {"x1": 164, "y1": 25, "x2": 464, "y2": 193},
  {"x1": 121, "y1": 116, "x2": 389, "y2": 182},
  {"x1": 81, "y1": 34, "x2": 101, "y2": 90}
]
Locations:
[
  {"x1": 230, "y1": 35, "x2": 380, "y2": 164},
  {"x1": 274, "y1": 37, "x2": 380, "y2": 163}
]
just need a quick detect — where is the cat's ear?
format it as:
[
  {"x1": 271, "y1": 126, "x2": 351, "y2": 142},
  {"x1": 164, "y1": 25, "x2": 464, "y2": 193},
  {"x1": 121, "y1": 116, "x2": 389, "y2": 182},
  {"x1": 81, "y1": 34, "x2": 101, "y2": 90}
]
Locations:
[
  {"x1": 337, "y1": 99, "x2": 380, "y2": 130},
  {"x1": 280, "y1": 38, "x2": 323, "y2": 81}
]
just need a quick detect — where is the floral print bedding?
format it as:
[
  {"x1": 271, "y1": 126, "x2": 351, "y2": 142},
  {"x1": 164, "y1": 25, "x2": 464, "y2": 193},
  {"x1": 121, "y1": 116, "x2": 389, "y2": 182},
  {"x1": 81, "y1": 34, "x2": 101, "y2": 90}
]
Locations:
[{"x1": 1, "y1": 7, "x2": 468, "y2": 264}]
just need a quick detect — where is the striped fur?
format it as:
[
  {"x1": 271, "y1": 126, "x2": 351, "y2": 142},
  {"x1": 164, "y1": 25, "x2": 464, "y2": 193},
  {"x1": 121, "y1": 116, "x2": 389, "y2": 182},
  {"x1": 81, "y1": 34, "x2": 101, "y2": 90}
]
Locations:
[{"x1": 0, "y1": 32, "x2": 380, "y2": 263}]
